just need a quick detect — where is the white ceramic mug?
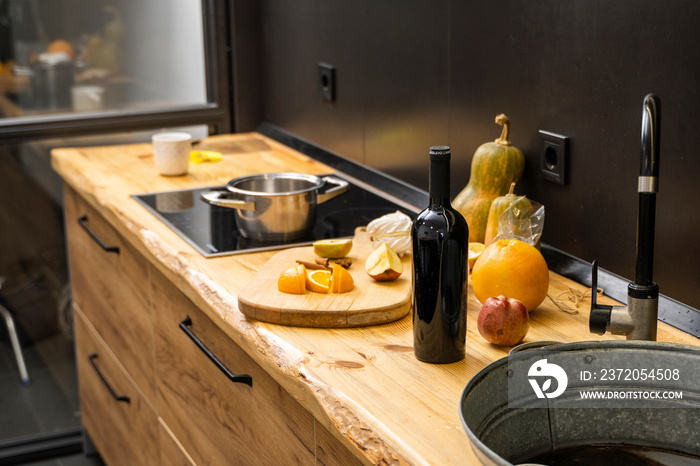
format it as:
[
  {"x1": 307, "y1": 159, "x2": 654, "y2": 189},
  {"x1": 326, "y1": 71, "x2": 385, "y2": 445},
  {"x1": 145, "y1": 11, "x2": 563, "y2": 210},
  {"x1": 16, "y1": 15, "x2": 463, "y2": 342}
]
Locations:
[
  {"x1": 152, "y1": 132, "x2": 192, "y2": 176},
  {"x1": 71, "y1": 85, "x2": 105, "y2": 112}
]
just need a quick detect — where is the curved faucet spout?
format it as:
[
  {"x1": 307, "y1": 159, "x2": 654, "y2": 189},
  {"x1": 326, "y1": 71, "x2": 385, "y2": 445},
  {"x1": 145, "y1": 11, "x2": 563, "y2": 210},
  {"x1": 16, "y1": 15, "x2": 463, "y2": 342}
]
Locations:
[
  {"x1": 636, "y1": 94, "x2": 660, "y2": 288},
  {"x1": 640, "y1": 94, "x2": 661, "y2": 185}
]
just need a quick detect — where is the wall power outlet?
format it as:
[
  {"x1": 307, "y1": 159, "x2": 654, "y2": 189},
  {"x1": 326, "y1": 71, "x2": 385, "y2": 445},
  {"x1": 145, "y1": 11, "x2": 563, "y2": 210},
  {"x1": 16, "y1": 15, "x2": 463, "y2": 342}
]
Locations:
[{"x1": 539, "y1": 130, "x2": 569, "y2": 185}]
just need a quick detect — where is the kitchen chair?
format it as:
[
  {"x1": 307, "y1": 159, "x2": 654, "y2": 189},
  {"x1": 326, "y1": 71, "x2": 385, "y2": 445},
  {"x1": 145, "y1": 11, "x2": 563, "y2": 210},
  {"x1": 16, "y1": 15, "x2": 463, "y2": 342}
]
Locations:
[{"x1": 0, "y1": 277, "x2": 31, "y2": 386}]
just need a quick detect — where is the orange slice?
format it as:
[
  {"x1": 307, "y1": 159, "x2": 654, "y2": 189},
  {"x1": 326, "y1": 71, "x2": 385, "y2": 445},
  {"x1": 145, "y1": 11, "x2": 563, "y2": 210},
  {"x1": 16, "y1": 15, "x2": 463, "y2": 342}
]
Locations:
[
  {"x1": 330, "y1": 263, "x2": 354, "y2": 293},
  {"x1": 468, "y1": 242, "x2": 485, "y2": 271},
  {"x1": 277, "y1": 264, "x2": 306, "y2": 294},
  {"x1": 306, "y1": 269, "x2": 332, "y2": 293}
]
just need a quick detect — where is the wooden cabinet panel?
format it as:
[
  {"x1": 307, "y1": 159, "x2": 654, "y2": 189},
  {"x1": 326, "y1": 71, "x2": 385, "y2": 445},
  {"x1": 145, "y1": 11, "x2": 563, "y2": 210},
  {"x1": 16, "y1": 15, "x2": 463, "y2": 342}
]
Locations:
[
  {"x1": 64, "y1": 186, "x2": 157, "y2": 405},
  {"x1": 153, "y1": 268, "x2": 317, "y2": 465},
  {"x1": 74, "y1": 306, "x2": 159, "y2": 466},
  {"x1": 316, "y1": 421, "x2": 365, "y2": 466},
  {"x1": 159, "y1": 418, "x2": 196, "y2": 465}
]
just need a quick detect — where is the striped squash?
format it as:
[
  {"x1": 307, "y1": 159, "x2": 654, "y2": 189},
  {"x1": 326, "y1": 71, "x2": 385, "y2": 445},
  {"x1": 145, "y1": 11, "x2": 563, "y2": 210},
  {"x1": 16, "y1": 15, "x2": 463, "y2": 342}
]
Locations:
[{"x1": 453, "y1": 114, "x2": 525, "y2": 243}]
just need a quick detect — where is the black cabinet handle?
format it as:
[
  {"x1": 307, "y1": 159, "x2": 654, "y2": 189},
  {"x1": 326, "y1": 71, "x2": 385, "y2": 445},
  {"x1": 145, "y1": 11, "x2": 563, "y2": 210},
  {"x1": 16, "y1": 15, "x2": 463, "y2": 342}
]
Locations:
[
  {"x1": 179, "y1": 316, "x2": 253, "y2": 387},
  {"x1": 78, "y1": 215, "x2": 120, "y2": 254},
  {"x1": 88, "y1": 352, "x2": 130, "y2": 403}
]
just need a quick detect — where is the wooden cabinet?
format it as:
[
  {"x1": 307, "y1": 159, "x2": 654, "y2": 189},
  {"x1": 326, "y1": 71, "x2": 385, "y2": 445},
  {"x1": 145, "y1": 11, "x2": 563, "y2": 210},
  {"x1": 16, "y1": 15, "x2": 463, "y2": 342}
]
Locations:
[
  {"x1": 74, "y1": 306, "x2": 159, "y2": 465},
  {"x1": 64, "y1": 185, "x2": 361, "y2": 465},
  {"x1": 158, "y1": 419, "x2": 196, "y2": 466},
  {"x1": 65, "y1": 187, "x2": 156, "y2": 405},
  {"x1": 154, "y1": 268, "x2": 320, "y2": 465}
]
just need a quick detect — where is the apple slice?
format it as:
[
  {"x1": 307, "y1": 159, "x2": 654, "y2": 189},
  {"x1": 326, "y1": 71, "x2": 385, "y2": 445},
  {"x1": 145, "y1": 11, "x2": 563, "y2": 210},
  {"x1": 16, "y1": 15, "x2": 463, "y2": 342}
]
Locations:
[
  {"x1": 365, "y1": 242, "x2": 403, "y2": 281},
  {"x1": 313, "y1": 238, "x2": 353, "y2": 259}
]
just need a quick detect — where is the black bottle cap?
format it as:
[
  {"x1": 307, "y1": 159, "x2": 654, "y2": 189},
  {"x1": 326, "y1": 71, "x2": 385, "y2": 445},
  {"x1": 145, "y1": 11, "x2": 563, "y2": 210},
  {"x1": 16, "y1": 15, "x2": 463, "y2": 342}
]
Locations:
[{"x1": 430, "y1": 145, "x2": 451, "y2": 160}]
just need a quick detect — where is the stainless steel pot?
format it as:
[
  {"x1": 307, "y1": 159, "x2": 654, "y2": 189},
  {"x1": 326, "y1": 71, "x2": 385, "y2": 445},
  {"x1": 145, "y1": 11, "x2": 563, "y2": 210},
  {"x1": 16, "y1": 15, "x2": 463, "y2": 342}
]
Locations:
[
  {"x1": 30, "y1": 60, "x2": 75, "y2": 109},
  {"x1": 200, "y1": 172, "x2": 349, "y2": 242}
]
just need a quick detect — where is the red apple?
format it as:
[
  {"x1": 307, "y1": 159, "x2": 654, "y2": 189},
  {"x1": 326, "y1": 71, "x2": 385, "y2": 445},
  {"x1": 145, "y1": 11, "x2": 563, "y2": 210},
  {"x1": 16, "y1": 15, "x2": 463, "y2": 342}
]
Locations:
[{"x1": 477, "y1": 295, "x2": 529, "y2": 346}]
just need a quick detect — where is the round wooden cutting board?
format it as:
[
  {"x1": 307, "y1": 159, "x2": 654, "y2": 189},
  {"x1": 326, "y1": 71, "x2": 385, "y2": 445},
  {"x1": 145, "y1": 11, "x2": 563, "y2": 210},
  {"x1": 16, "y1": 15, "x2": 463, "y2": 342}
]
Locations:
[{"x1": 237, "y1": 229, "x2": 412, "y2": 327}]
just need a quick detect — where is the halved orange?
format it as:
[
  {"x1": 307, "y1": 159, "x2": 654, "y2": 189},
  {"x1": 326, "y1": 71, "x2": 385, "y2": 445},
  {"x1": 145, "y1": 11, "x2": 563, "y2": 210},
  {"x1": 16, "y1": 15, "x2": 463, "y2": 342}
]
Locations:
[
  {"x1": 277, "y1": 264, "x2": 306, "y2": 294},
  {"x1": 330, "y1": 263, "x2": 354, "y2": 293},
  {"x1": 306, "y1": 269, "x2": 332, "y2": 293}
]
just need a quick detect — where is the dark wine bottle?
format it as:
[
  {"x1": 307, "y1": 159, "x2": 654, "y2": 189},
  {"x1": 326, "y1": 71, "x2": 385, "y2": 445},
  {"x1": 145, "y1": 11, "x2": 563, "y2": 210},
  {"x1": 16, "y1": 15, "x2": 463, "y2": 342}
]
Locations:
[{"x1": 412, "y1": 146, "x2": 469, "y2": 363}]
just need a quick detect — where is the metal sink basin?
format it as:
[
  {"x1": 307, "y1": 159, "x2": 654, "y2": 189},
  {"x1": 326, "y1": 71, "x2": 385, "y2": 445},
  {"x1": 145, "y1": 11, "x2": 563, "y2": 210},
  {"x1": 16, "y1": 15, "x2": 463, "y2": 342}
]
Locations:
[{"x1": 459, "y1": 340, "x2": 700, "y2": 465}]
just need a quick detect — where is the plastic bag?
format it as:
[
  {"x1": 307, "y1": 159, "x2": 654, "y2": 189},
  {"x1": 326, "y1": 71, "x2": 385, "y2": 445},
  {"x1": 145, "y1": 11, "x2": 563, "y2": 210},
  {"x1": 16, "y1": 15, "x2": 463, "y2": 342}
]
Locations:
[{"x1": 493, "y1": 197, "x2": 545, "y2": 247}]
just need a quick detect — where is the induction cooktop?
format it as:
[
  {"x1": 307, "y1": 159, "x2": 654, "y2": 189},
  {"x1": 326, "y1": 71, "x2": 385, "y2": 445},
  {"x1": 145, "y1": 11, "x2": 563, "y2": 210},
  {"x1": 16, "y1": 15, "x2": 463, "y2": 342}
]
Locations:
[{"x1": 132, "y1": 173, "x2": 418, "y2": 258}]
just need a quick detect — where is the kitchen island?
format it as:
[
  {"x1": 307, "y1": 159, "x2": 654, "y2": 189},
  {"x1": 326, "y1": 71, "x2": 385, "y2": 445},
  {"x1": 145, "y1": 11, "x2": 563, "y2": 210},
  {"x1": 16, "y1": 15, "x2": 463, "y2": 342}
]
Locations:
[{"x1": 51, "y1": 132, "x2": 698, "y2": 465}]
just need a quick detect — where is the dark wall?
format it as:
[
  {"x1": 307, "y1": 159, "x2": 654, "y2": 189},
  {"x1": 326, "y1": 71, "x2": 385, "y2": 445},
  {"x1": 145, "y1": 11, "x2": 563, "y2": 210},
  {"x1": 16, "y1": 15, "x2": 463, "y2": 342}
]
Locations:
[{"x1": 245, "y1": 0, "x2": 700, "y2": 309}]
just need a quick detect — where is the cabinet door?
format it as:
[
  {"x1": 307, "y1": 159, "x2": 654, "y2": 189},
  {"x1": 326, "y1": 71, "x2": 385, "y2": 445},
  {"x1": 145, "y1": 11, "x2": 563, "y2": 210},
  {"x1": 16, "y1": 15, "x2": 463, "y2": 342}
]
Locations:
[
  {"x1": 159, "y1": 418, "x2": 196, "y2": 466},
  {"x1": 74, "y1": 306, "x2": 159, "y2": 466},
  {"x1": 153, "y1": 268, "x2": 317, "y2": 465},
  {"x1": 64, "y1": 186, "x2": 156, "y2": 404}
]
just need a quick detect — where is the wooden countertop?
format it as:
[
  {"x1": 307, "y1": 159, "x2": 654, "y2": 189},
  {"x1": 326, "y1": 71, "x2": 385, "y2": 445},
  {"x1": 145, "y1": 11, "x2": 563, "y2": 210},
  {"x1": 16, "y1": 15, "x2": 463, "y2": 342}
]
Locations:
[{"x1": 51, "y1": 132, "x2": 699, "y2": 465}]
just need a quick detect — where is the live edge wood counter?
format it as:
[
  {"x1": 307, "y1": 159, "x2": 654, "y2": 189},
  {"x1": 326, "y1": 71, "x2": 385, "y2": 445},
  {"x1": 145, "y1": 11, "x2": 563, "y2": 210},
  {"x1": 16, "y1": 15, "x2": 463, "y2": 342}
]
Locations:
[{"x1": 52, "y1": 132, "x2": 698, "y2": 466}]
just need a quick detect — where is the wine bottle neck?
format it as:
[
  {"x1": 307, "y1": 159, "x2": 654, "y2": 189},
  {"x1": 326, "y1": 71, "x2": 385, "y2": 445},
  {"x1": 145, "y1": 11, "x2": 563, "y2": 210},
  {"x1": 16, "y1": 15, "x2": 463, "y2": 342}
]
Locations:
[{"x1": 429, "y1": 159, "x2": 451, "y2": 204}]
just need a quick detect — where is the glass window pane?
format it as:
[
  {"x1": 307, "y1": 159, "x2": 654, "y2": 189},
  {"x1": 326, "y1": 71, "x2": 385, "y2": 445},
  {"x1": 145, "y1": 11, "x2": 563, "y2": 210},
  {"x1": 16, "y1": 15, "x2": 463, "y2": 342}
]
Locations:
[{"x1": 0, "y1": 0, "x2": 209, "y2": 121}]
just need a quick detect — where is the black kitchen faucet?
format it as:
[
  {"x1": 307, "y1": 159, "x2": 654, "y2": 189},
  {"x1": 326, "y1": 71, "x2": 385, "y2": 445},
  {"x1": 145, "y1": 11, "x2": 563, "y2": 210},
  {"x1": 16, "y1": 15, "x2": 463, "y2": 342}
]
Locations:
[{"x1": 589, "y1": 93, "x2": 661, "y2": 341}]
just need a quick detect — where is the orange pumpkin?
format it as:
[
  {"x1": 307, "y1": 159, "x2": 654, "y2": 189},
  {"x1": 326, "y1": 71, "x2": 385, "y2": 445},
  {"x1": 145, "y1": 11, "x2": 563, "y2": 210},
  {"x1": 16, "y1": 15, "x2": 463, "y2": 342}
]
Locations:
[{"x1": 47, "y1": 39, "x2": 75, "y2": 60}]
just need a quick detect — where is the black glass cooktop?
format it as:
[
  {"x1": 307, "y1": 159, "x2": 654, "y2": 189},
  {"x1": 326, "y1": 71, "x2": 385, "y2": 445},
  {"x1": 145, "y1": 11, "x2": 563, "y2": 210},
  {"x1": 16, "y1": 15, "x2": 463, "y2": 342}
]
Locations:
[{"x1": 132, "y1": 173, "x2": 418, "y2": 257}]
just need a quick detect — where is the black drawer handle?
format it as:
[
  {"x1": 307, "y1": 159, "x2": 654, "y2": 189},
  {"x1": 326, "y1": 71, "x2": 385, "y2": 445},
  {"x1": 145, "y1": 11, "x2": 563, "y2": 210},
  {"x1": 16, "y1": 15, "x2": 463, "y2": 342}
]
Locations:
[
  {"x1": 179, "y1": 316, "x2": 253, "y2": 387},
  {"x1": 78, "y1": 215, "x2": 120, "y2": 254},
  {"x1": 88, "y1": 352, "x2": 131, "y2": 403}
]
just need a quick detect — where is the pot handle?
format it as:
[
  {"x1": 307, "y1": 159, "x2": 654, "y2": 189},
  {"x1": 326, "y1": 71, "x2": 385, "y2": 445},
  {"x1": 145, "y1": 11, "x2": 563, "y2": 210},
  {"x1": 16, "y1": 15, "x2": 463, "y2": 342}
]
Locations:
[
  {"x1": 200, "y1": 189, "x2": 256, "y2": 211},
  {"x1": 317, "y1": 176, "x2": 349, "y2": 204}
]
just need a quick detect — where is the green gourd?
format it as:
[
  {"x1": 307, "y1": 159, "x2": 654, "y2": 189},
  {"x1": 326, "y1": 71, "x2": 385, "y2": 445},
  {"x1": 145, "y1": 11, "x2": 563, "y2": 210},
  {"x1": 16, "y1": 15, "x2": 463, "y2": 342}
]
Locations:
[
  {"x1": 452, "y1": 114, "x2": 525, "y2": 243},
  {"x1": 483, "y1": 182, "x2": 532, "y2": 246}
]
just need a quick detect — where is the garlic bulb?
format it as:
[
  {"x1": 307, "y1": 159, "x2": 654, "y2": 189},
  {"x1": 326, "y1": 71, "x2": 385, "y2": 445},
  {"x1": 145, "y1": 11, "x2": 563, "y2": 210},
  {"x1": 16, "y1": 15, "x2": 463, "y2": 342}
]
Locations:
[{"x1": 366, "y1": 211, "x2": 412, "y2": 256}]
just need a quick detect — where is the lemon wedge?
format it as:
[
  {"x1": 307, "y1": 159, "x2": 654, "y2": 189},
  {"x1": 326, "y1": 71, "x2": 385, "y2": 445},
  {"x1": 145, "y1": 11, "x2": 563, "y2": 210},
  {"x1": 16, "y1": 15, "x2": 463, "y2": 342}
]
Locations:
[{"x1": 190, "y1": 150, "x2": 223, "y2": 164}]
